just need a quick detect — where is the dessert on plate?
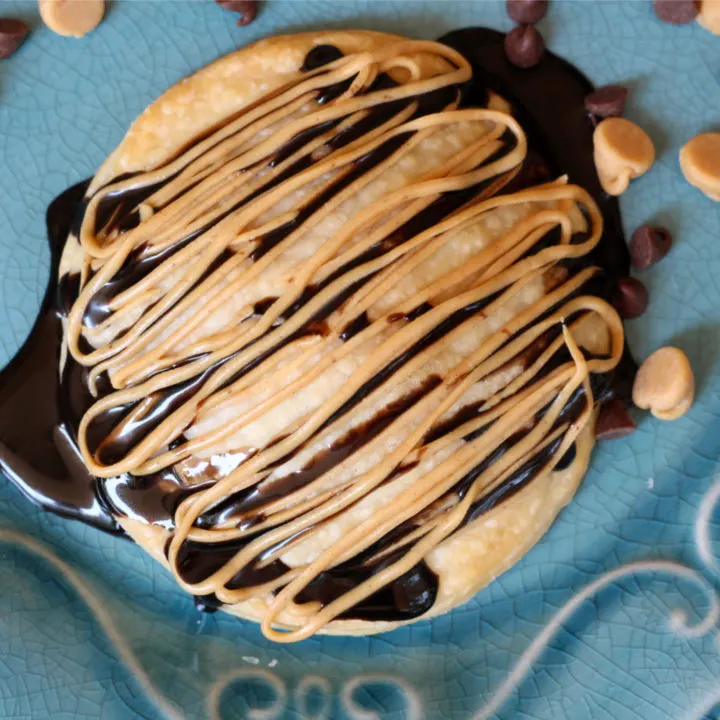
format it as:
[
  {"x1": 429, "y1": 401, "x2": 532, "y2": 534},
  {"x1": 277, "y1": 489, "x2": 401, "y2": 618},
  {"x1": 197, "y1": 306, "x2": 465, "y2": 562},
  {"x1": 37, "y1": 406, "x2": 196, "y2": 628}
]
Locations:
[{"x1": 0, "y1": 27, "x2": 663, "y2": 641}]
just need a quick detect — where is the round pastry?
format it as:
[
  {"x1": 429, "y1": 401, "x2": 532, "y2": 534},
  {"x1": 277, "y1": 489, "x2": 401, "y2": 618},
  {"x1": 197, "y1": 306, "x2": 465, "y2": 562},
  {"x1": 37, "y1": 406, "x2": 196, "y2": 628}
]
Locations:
[{"x1": 49, "y1": 30, "x2": 626, "y2": 641}]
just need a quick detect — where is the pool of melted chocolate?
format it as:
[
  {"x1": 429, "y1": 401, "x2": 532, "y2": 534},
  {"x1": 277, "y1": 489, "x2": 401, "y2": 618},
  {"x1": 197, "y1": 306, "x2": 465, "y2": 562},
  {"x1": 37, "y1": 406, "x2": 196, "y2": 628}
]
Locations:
[{"x1": 0, "y1": 28, "x2": 634, "y2": 623}]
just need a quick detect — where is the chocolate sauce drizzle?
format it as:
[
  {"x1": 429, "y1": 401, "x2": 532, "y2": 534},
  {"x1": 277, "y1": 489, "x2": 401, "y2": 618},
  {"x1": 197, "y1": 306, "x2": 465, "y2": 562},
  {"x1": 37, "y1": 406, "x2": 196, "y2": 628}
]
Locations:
[
  {"x1": 0, "y1": 181, "x2": 119, "y2": 532},
  {"x1": 0, "y1": 29, "x2": 634, "y2": 625}
]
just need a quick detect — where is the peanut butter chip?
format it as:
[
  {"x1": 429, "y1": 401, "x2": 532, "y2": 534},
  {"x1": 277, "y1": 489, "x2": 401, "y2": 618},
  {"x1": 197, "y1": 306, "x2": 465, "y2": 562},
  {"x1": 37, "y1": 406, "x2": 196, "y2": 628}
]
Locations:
[
  {"x1": 593, "y1": 118, "x2": 655, "y2": 196},
  {"x1": 679, "y1": 132, "x2": 720, "y2": 201},
  {"x1": 632, "y1": 347, "x2": 694, "y2": 420},
  {"x1": 39, "y1": 0, "x2": 104, "y2": 38},
  {"x1": 698, "y1": 0, "x2": 720, "y2": 34}
]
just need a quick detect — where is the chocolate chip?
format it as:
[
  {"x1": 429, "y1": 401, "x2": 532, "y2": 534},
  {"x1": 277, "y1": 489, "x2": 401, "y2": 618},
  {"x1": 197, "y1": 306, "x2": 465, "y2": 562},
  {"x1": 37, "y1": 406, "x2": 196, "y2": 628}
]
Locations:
[
  {"x1": 504, "y1": 25, "x2": 545, "y2": 69},
  {"x1": 595, "y1": 399, "x2": 636, "y2": 440},
  {"x1": 215, "y1": 0, "x2": 258, "y2": 26},
  {"x1": 506, "y1": 0, "x2": 549, "y2": 24},
  {"x1": 0, "y1": 18, "x2": 29, "y2": 60},
  {"x1": 584, "y1": 85, "x2": 628, "y2": 119},
  {"x1": 612, "y1": 277, "x2": 649, "y2": 319},
  {"x1": 629, "y1": 224, "x2": 672, "y2": 270},
  {"x1": 653, "y1": 0, "x2": 698, "y2": 24}
]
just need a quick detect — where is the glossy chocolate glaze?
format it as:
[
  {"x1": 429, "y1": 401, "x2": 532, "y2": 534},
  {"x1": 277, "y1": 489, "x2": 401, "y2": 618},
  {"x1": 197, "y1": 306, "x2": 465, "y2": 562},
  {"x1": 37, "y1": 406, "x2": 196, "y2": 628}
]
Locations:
[
  {"x1": 0, "y1": 29, "x2": 634, "y2": 623},
  {"x1": 0, "y1": 181, "x2": 120, "y2": 533}
]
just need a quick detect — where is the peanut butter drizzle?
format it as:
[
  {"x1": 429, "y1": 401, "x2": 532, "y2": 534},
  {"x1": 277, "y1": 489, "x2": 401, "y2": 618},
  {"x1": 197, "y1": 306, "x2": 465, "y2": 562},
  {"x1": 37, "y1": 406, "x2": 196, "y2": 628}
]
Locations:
[{"x1": 4, "y1": 35, "x2": 630, "y2": 639}]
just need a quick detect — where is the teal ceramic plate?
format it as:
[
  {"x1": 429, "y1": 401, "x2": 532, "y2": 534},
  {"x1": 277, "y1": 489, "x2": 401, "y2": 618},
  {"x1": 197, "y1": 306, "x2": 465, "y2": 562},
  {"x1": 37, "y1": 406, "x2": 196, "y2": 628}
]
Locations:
[{"x1": 1, "y1": 2, "x2": 720, "y2": 718}]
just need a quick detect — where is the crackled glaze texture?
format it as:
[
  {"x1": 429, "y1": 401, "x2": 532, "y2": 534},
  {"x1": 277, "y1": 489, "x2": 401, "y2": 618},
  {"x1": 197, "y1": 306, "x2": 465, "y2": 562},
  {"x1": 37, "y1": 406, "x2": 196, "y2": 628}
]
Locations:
[{"x1": 0, "y1": 1, "x2": 719, "y2": 719}]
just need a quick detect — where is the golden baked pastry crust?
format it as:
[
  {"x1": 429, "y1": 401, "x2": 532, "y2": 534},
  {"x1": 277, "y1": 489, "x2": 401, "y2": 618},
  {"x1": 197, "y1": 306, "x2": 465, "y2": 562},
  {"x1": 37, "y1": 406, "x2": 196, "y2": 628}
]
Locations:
[{"x1": 58, "y1": 30, "x2": 623, "y2": 640}]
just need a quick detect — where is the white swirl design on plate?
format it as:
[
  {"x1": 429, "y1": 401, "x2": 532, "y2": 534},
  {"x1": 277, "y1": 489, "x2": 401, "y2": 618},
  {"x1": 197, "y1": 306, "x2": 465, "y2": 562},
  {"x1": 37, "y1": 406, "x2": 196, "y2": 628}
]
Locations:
[
  {"x1": 688, "y1": 476, "x2": 720, "y2": 720},
  {"x1": 471, "y1": 475, "x2": 720, "y2": 720},
  {"x1": 3, "y1": 476, "x2": 720, "y2": 718},
  {"x1": 295, "y1": 675, "x2": 332, "y2": 720},
  {"x1": 341, "y1": 675, "x2": 423, "y2": 720},
  {"x1": 0, "y1": 528, "x2": 184, "y2": 720},
  {"x1": 472, "y1": 560, "x2": 720, "y2": 720},
  {"x1": 206, "y1": 668, "x2": 286, "y2": 720},
  {"x1": 695, "y1": 476, "x2": 720, "y2": 576}
]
